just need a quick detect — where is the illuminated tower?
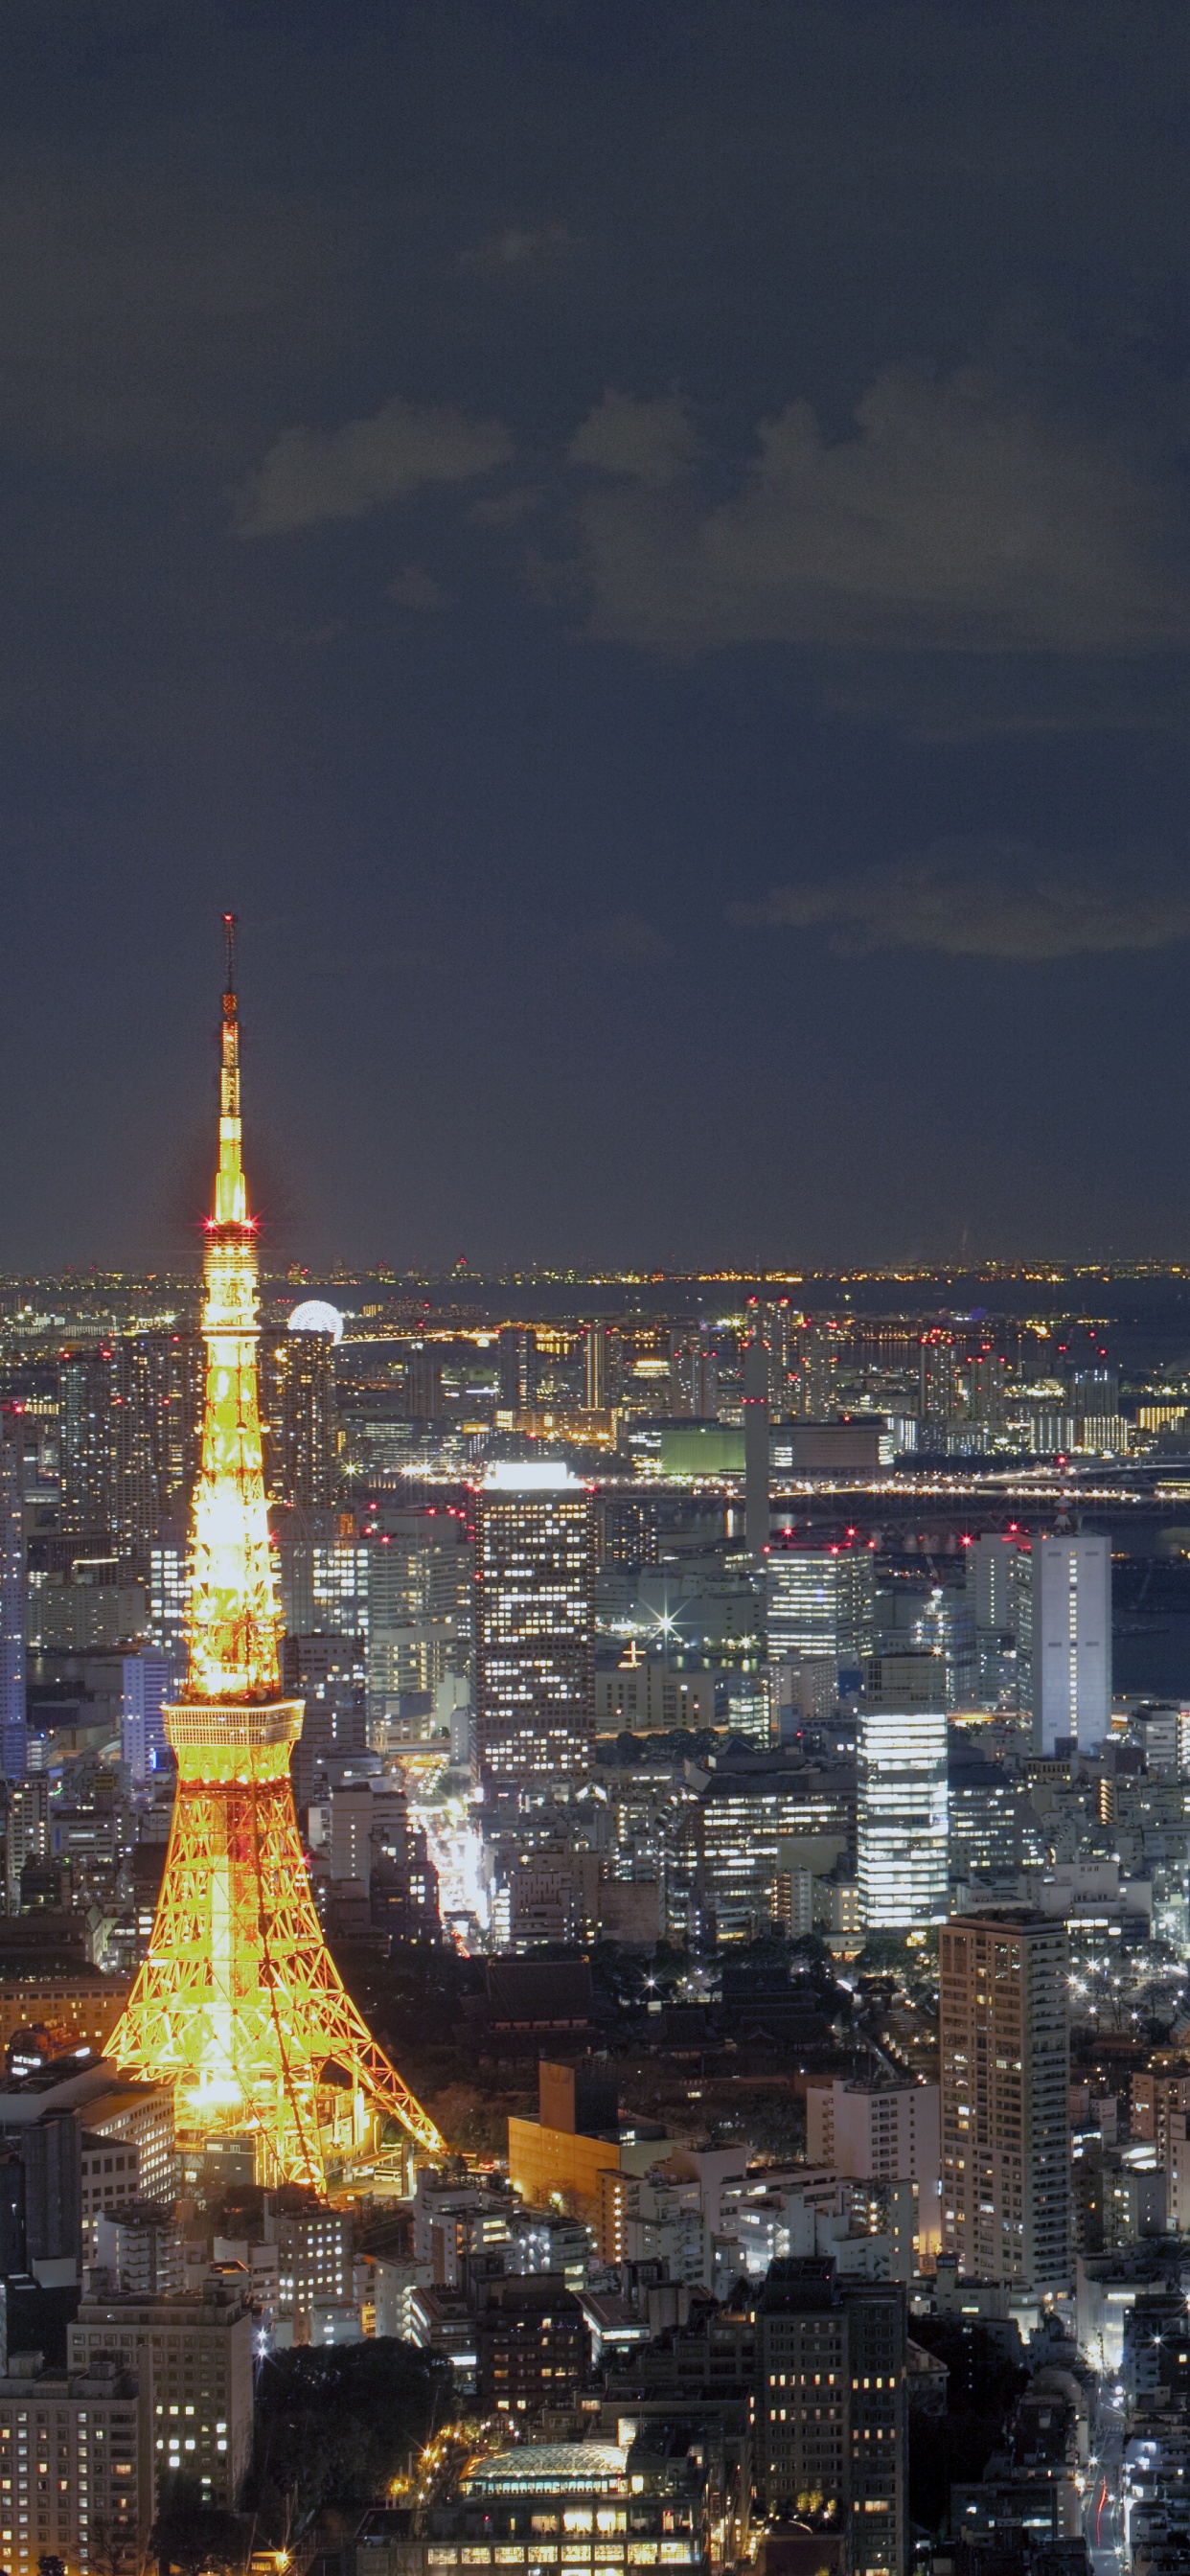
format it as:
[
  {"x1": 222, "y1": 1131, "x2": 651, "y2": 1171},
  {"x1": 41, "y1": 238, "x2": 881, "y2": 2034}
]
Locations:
[{"x1": 108, "y1": 920, "x2": 442, "y2": 2188}]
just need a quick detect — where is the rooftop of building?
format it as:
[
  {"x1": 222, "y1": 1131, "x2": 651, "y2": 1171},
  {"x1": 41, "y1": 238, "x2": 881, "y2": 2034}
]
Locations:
[
  {"x1": 0, "y1": 2055, "x2": 172, "y2": 2123},
  {"x1": 462, "y1": 2442, "x2": 628, "y2": 2496}
]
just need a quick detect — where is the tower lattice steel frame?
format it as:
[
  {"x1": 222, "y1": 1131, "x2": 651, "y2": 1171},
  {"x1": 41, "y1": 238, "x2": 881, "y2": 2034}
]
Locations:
[{"x1": 108, "y1": 919, "x2": 443, "y2": 2187}]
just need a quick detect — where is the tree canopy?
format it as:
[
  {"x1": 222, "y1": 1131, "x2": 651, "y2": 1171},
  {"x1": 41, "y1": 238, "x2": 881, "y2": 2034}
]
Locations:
[{"x1": 245, "y1": 2337, "x2": 453, "y2": 2536}]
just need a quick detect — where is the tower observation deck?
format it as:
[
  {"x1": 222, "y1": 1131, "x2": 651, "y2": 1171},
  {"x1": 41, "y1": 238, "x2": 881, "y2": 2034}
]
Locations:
[{"x1": 108, "y1": 919, "x2": 443, "y2": 2187}]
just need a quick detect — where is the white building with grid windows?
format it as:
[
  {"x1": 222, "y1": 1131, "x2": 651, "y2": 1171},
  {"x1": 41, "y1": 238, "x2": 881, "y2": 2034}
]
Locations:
[
  {"x1": 1031, "y1": 1531, "x2": 1110, "y2": 1753},
  {"x1": 857, "y1": 1706, "x2": 948, "y2": 1927}
]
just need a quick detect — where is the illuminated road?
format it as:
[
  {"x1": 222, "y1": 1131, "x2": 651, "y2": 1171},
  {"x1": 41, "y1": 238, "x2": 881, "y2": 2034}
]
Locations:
[
  {"x1": 1087, "y1": 2393, "x2": 1124, "y2": 2576},
  {"x1": 412, "y1": 1798, "x2": 487, "y2": 1944}
]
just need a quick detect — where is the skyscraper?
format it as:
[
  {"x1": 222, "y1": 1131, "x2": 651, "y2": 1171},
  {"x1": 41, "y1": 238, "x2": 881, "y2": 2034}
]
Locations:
[
  {"x1": 939, "y1": 1910, "x2": 1072, "y2": 2294},
  {"x1": 790, "y1": 1322, "x2": 838, "y2": 1419},
  {"x1": 765, "y1": 1544, "x2": 875, "y2": 1668},
  {"x1": 497, "y1": 1326, "x2": 538, "y2": 1410},
  {"x1": 0, "y1": 1407, "x2": 27, "y2": 1780},
  {"x1": 108, "y1": 920, "x2": 441, "y2": 2186},
  {"x1": 121, "y1": 1650, "x2": 174, "y2": 1785},
  {"x1": 918, "y1": 1329, "x2": 957, "y2": 1443},
  {"x1": 260, "y1": 1322, "x2": 338, "y2": 1506},
  {"x1": 470, "y1": 1460, "x2": 594, "y2": 1790},
  {"x1": 1031, "y1": 1529, "x2": 1111, "y2": 1752},
  {"x1": 742, "y1": 1312, "x2": 769, "y2": 1556},
  {"x1": 58, "y1": 1334, "x2": 204, "y2": 1576},
  {"x1": 857, "y1": 1705, "x2": 949, "y2": 1927},
  {"x1": 753, "y1": 2258, "x2": 906, "y2": 2573},
  {"x1": 584, "y1": 1322, "x2": 606, "y2": 1411}
]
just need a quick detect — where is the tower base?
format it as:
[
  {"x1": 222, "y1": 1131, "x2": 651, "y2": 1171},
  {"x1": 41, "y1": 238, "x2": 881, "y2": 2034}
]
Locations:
[{"x1": 108, "y1": 1702, "x2": 443, "y2": 2190}]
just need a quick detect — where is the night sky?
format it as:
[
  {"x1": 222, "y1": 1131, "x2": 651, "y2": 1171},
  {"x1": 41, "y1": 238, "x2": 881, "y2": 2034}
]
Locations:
[{"x1": 3, "y1": 2, "x2": 1190, "y2": 1274}]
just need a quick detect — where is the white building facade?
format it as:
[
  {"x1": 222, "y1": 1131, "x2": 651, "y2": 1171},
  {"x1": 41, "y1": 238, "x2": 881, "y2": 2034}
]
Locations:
[
  {"x1": 857, "y1": 1706, "x2": 948, "y2": 1927},
  {"x1": 1031, "y1": 1531, "x2": 1111, "y2": 1753}
]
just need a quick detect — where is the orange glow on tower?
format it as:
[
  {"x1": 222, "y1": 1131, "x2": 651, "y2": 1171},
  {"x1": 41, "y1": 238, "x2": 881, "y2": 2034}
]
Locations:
[{"x1": 108, "y1": 919, "x2": 443, "y2": 2186}]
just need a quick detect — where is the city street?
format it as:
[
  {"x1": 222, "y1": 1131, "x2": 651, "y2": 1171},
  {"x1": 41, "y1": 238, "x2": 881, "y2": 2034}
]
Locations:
[{"x1": 1087, "y1": 2390, "x2": 1125, "y2": 2576}]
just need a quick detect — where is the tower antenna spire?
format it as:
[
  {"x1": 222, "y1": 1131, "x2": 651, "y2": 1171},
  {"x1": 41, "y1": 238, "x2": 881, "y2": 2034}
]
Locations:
[{"x1": 222, "y1": 909, "x2": 238, "y2": 1000}]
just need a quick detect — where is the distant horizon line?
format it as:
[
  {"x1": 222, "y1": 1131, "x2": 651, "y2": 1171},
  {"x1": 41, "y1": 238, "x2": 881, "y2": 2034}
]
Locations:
[{"x1": 3, "y1": 1258, "x2": 1190, "y2": 1290}]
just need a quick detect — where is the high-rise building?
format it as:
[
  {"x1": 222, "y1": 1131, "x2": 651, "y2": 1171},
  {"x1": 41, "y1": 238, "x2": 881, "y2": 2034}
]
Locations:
[
  {"x1": 470, "y1": 1461, "x2": 594, "y2": 1791},
  {"x1": 364, "y1": 1513, "x2": 471, "y2": 1728},
  {"x1": 59, "y1": 1337, "x2": 204, "y2": 1576},
  {"x1": 969, "y1": 1533, "x2": 1030, "y2": 1708},
  {"x1": 283, "y1": 1632, "x2": 367, "y2": 1806},
  {"x1": 111, "y1": 1333, "x2": 205, "y2": 1575},
  {"x1": 948, "y1": 1744, "x2": 1022, "y2": 1882},
  {"x1": 688, "y1": 1755, "x2": 853, "y2": 1943},
  {"x1": 497, "y1": 1327, "x2": 538, "y2": 1411},
  {"x1": 671, "y1": 1326, "x2": 719, "y2": 1419},
  {"x1": 58, "y1": 1351, "x2": 115, "y2": 1544},
  {"x1": 966, "y1": 1343, "x2": 1007, "y2": 1431},
  {"x1": 260, "y1": 1324, "x2": 337, "y2": 1507},
  {"x1": 584, "y1": 1322, "x2": 606, "y2": 1412},
  {"x1": 273, "y1": 1518, "x2": 368, "y2": 1639},
  {"x1": 753, "y1": 2257, "x2": 906, "y2": 2573},
  {"x1": 5, "y1": 1777, "x2": 49, "y2": 1912},
  {"x1": 107, "y1": 921, "x2": 441, "y2": 2188},
  {"x1": 742, "y1": 1315, "x2": 769, "y2": 1557},
  {"x1": 918, "y1": 1330, "x2": 957, "y2": 1443},
  {"x1": 1031, "y1": 1530, "x2": 1111, "y2": 1752},
  {"x1": 401, "y1": 1340, "x2": 444, "y2": 1419},
  {"x1": 766, "y1": 1546, "x2": 875, "y2": 1668},
  {"x1": 939, "y1": 1910, "x2": 1072, "y2": 2293},
  {"x1": 857, "y1": 1705, "x2": 949, "y2": 1927},
  {"x1": 878, "y1": 1579, "x2": 976, "y2": 1705},
  {"x1": 790, "y1": 1323, "x2": 838, "y2": 1420},
  {"x1": 68, "y1": 2270, "x2": 255, "y2": 2514},
  {"x1": 0, "y1": 1410, "x2": 26, "y2": 1780},
  {"x1": 0, "y1": 2355, "x2": 146, "y2": 2576},
  {"x1": 120, "y1": 1652, "x2": 173, "y2": 1785},
  {"x1": 149, "y1": 1535, "x2": 190, "y2": 1666}
]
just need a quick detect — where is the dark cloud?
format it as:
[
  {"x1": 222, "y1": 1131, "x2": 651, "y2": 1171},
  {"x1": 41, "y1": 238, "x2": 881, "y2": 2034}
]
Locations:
[
  {"x1": 387, "y1": 564, "x2": 452, "y2": 610},
  {"x1": 0, "y1": 156, "x2": 348, "y2": 468},
  {"x1": 730, "y1": 841, "x2": 1190, "y2": 960},
  {"x1": 240, "y1": 396, "x2": 514, "y2": 537},
  {"x1": 568, "y1": 391, "x2": 698, "y2": 489},
  {"x1": 456, "y1": 224, "x2": 578, "y2": 279},
  {"x1": 571, "y1": 364, "x2": 1190, "y2": 656},
  {"x1": 815, "y1": 656, "x2": 1190, "y2": 740},
  {"x1": 469, "y1": 486, "x2": 545, "y2": 526},
  {"x1": 584, "y1": 911, "x2": 672, "y2": 965}
]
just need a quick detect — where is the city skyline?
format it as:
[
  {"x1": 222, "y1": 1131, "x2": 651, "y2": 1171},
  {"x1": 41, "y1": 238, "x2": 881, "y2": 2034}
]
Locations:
[{"x1": 0, "y1": 16, "x2": 1186, "y2": 2570}]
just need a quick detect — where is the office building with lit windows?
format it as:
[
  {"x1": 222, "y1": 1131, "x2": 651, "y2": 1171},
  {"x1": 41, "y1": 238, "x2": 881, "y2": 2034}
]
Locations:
[
  {"x1": 765, "y1": 1546, "x2": 875, "y2": 1668},
  {"x1": 753, "y1": 2258, "x2": 906, "y2": 2572},
  {"x1": 59, "y1": 1335, "x2": 204, "y2": 1576},
  {"x1": 121, "y1": 1650, "x2": 173, "y2": 1784},
  {"x1": 470, "y1": 1462, "x2": 594, "y2": 1791},
  {"x1": 940, "y1": 1911, "x2": 1072, "y2": 2295},
  {"x1": 1031, "y1": 1530, "x2": 1111, "y2": 1753},
  {"x1": 0, "y1": 2360, "x2": 145, "y2": 2576},
  {"x1": 0, "y1": 1408, "x2": 26, "y2": 1780},
  {"x1": 68, "y1": 2271, "x2": 254, "y2": 2511},
  {"x1": 857, "y1": 1707, "x2": 948, "y2": 1927},
  {"x1": 149, "y1": 1536, "x2": 189, "y2": 1666},
  {"x1": 687, "y1": 1755, "x2": 853, "y2": 1943},
  {"x1": 260, "y1": 1324, "x2": 338, "y2": 1508}
]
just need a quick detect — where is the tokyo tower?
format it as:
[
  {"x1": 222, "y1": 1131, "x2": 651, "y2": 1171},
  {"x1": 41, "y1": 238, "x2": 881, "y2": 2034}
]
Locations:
[{"x1": 108, "y1": 919, "x2": 443, "y2": 2188}]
